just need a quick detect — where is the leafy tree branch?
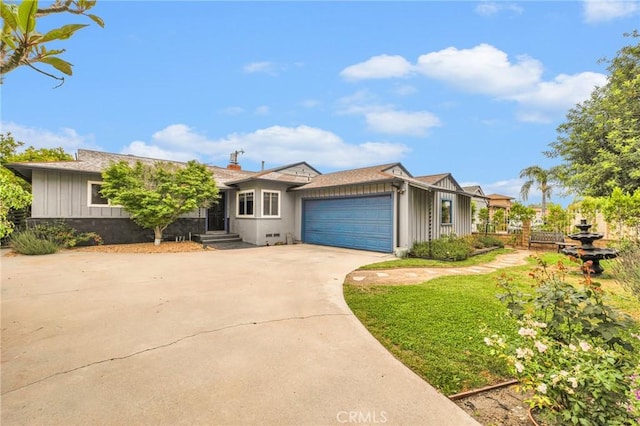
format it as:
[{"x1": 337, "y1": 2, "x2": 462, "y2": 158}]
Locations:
[{"x1": 1, "y1": 0, "x2": 104, "y2": 84}]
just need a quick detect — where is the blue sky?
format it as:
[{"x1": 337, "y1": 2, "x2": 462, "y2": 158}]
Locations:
[{"x1": 2, "y1": 1, "x2": 639, "y2": 206}]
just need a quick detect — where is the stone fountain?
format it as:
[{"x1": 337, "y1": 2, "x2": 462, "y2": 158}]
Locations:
[{"x1": 561, "y1": 219, "x2": 618, "y2": 275}]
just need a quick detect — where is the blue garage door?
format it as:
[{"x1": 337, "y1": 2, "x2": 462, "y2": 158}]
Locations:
[{"x1": 302, "y1": 195, "x2": 393, "y2": 253}]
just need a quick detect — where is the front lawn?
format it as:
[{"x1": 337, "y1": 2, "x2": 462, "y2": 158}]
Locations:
[{"x1": 344, "y1": 253, "x2": 640, "y2": 396}]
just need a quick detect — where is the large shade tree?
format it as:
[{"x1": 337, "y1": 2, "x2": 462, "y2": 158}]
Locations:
[
  {"x1": 100, "y1": 160, "x2": 219, "y2": 245},
  {"x1": 546, "y1": 31, "x2": 640, "y2": 197},
  {"x1": 0, "y1": 132, "x2": 73, "y2": 238},
  {"x1": 1, "y1": 0, "x2": 104, "y2": 84},
  {"x1": 519, "y1": 165, "x2": 556, "y2": 217}
]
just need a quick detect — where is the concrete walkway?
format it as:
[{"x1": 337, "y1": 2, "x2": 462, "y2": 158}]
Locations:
[
  {"x1": 346, "y1": 250, "x2": 532, "y2": 285},
  {"x1": 1, "y1": 244, "x2": 479, "y2": 425}
]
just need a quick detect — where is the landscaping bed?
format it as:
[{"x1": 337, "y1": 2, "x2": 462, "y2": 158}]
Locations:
[{"x1": 71, "y1": 241, "x2": 207, "y2": 253}]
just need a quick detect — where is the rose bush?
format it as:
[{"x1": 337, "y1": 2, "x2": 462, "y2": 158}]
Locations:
[{"x1": 485, "y1": 257, "x2": 640, "y2": 425}]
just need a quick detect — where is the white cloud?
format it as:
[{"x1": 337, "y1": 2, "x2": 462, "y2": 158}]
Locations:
[
  {"x1": 222, "y1": 106, "x2": 245, "y2": 115},
  {"x1": 120, "y1": 124, "x2": 410, "y2": 169},
  {"x1": 475, "y1": 1, "x2": 524, "y2": 16},
  {"x1": 151, "y1": 124, "x2": 215, "y2": 151},
  {"x1": 212, "y1": 125, "x2": 410, "y2": 168},
  {"x1": 510, "y1": 72, "x2": 607, "y2": 122},
  {"x1": 460, "y1": 178, "x2": 524, "y2": 202},
  {"x1": 365, "y1": 110, "x2": 441, "y2": 136},
  {"x1": 243, "y1": 61, "x2": 279, "y2": 75},
  {"x1": 336, "y1": 89, "x2": 385, "y2": 115},
  {"x1": 340, "y1": 54, "x2": 413, "y2": 80},
  {"x1": 255, "y1": 105, "x2": 270, "y2": 115},
  {"x1": 342, "y1": 44, "x2": 606, "y2": 122},
  {"x1": 120, "y1": 141, "x2": 195, "y2": 162},
  {"x1": 583, "y1": 0, "x2": 640, "y2": 23},
  {"x1": 0, "y1": 121, "x2": 99, "y2": 153},
  {"x1": 390, "y1": 84, "x2": 417, "y2": 96},
  {"x1": 243, "y1": 60, "x2": 300, "y2": 76},
  {"x1": 300, "y1": 99, "x2": 321, "y2": 108},
  {"x1": 416, "y1": 44, "x2": 543, "y2": 97},
  {"x1": 336, "y1": 90, "x2": 440, "y2": 137}
]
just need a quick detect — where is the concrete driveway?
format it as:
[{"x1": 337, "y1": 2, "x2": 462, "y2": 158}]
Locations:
[{"x1": 1, "y1": 244, "x2": 478, "y2": 425}]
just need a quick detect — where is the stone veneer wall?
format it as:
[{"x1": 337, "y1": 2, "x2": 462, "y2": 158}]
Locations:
[{"x1": 27, "y1": 218, "x2": 206, "y2": 245}]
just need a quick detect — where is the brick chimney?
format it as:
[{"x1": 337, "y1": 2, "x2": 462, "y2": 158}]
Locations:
[{"x1": 227, "y1": 149, "x2": 244, "y2": 170}]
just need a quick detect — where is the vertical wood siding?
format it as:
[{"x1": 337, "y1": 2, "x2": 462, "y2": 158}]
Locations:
[
  {"x1": 409, "y1": 187, "x2": 471, "y2": 243},
  {"x1": 408, "y1": 186, "x2": 432, "y2": 245},
  {"x1": 31, "y1": 170, "x2": 203, "y2": 219}
]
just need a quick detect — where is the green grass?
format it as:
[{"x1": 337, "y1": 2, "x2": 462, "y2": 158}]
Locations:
[
  {"x1": 344, "y1": 253, "x2": 640, "y2": 396},
  {"x1": 358, "y1": 248, "x2": 514, "y2": 270}
]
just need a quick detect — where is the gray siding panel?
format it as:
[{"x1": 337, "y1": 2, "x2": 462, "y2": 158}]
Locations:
[
  {"x1": 31, "y1": 169, "x2": 205, "y2": 219},
  {"x1": 229, "y1": 181, "x2": 296, "y2": 246},
  {"x1": 409, "y1": 187, "x2": 431, "y2": 245}
]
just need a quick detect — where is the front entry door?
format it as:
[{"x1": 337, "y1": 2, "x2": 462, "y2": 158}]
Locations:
[{"x1": 207, "y1": 192, "x2": 226, "y2": 231}]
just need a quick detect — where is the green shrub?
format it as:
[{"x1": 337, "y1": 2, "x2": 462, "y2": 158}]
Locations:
[
  {"x1": 611, "y1": 240, "x2": 640, "y2": 301},
  {"x1": 430, "y1": 234, "x2": 473, "y2": 261},
  {"x1": 410, "y1": 241, "x2": 431, "y2": 258},
  {"x1": 463, "y1": 235, "x2": 485, "y2": 249},
  {"x1": 10, "y1": 229, "x2": 59, "y2": 255},
  {"x1": 476, "y1": 235, "x2": 504, "y2": 248},
  {"x1": 410, "y1": 234, "x2": 473, "y2": 261},
  {"x1": 30, "y1": 221, "x2": 102, "y2": 247}
]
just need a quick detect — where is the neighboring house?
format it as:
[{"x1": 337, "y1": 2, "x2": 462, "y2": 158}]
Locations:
[
  {"x1": 485, "y1": 193, "x2": 514, "y2": 232},
  {"x1": 462, "y1": 185, "x2": 488, "y2": 232},
  {"x1": 6, "y1": 149, "x2": 474, "y2": 254},
  {"x1": 486, "y1": 193, "x2": 514, "y2": 217}
]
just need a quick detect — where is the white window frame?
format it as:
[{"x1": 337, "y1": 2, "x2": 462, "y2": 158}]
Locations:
[
  {"x1": 261, "y1": 190, "x2": 281, "y2": 218},
  {"x1": 237, "y1": 190, "x2": 255, "y2": 217},
  {"x1": 87, "y1": 180, "x2": 115, "y2": 207}
]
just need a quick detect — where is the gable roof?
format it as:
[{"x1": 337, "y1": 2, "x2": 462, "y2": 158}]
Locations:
[
  {"x1": 463, "y1": 185, "x2": 483, "y2": 195},
  {"x1": 227, "y1": 162, "x2": 321, "y2": 186},
  {"x1": 292, "y1": 163, "x2": 403, "y2": 190},
  {"x1": 6, "y1": 149, "x2": 472, "y2": 197},
  {"x1": 414, "y1": 172, "x2": 465, "y2": 193},
  {"x1": 462, "y1": 185, "x2": 489, "y2": 200},
  {"x1": 486, "y1": 193, "x2": 514, "y2": 200},
  {"x1": 6, "y1": 149, "x2": 258, "y2": 189},
  {"x1": 414, "y1": 173, "x2": 449, "y2": 185}
]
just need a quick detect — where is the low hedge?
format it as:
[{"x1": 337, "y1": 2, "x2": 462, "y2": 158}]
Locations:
[{"x1": 410, "y1": 234, "x2": 502, "y2": 261}]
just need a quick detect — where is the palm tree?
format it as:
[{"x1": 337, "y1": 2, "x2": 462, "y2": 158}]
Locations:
[{"x1": 519, "y1": 166, "x2": 554, "y2": 217}]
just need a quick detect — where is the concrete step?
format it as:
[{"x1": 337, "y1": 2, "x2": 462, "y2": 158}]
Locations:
[{"x1": 193, "y1": 233, "x2": 242, "y2": 244}]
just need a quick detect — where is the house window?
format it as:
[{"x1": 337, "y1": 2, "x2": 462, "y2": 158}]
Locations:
[
  {"x1": 441, "y1": 199, "x2": 453, "y2": 225},
  {"x1": 237, "y1": 190, "x2": 254, "y2": 217},
  {"x1": 262, "y1": 190, "x2": 280, "y2": 217},
  {"x1": 87, "y1": 181, "x2": 110, "y2": 207}
]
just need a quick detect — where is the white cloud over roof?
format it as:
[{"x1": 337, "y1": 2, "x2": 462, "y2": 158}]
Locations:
[
  {"x1": 120, "y1": 124, "x2": 410, "y2": 169},
  {"x1": 0, "y1": 121, "x2": 100, "y2": 153}
]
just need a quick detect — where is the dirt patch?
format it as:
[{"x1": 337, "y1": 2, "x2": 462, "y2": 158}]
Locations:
[
  {"x1": 453, "y1": 384, "x2": 532, "y2": 426},
  {"x1": 71, "y1": 241, "x2": 208, "y2": 253},
  {"x1": 2, "y1": 241, "x2": 209, "y2": 256}
]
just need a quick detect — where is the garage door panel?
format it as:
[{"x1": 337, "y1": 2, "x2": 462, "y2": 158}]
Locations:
[{"x1": 302, "y1": 195, "x2": 393, "y2": 253}]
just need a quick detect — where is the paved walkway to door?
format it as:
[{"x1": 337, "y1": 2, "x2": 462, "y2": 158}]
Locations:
[{"x1": 1, "y1": 244, "x2": 479, "y2": 425}]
